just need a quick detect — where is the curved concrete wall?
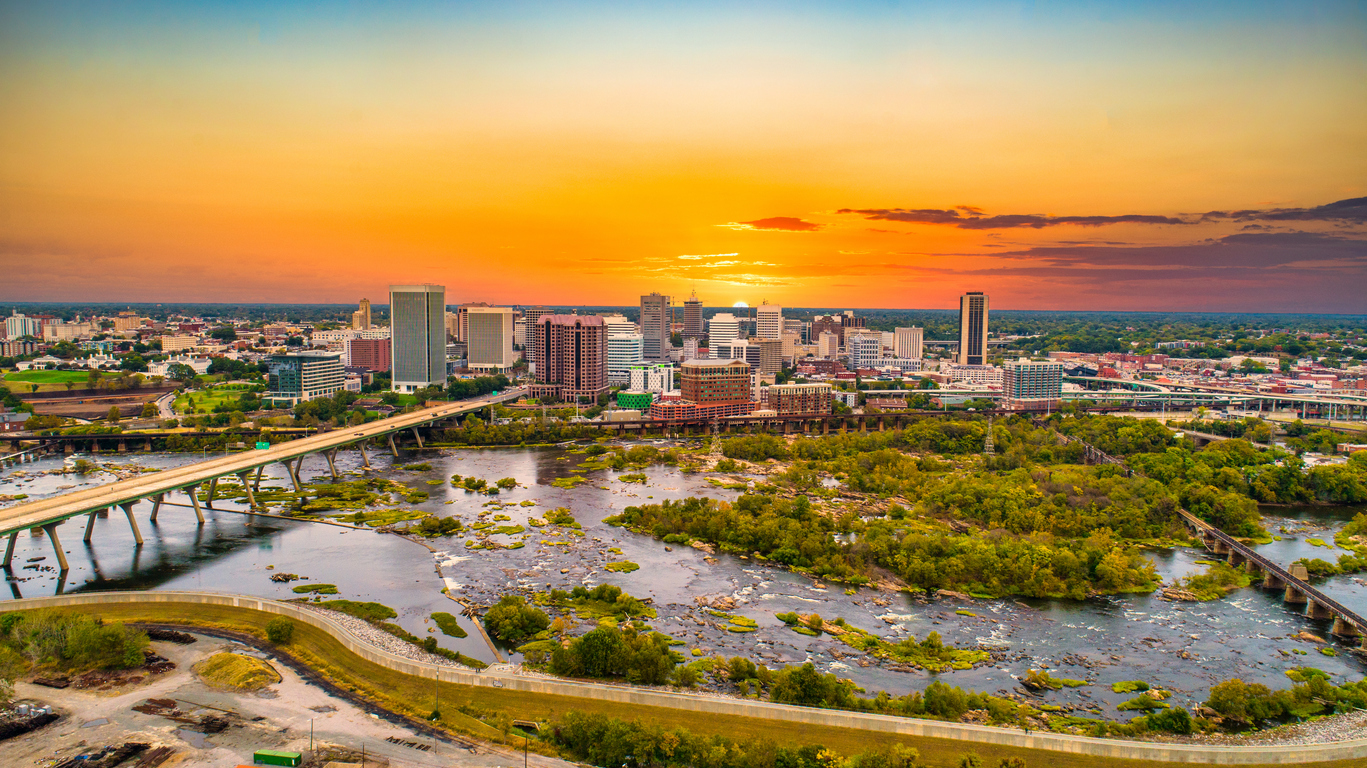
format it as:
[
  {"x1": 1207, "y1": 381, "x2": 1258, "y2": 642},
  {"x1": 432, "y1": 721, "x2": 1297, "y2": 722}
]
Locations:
[{"x1": 6, "y1": 590, "x2": 1365, "y2": 765}]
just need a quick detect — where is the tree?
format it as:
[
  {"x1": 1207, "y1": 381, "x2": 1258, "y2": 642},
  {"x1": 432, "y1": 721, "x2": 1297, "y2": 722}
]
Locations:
[
  {"x1": 106, "y1": 406, "x2": 121, "y2": 423},
  {"x1": 266, "y1": 617, "x2": 294, "y2": 644},
  {"x1": 483, "y1": 595, "x2": 550, "y2": 644},
  {"x1": 167, "y1": 363, "x2": 197, "y2": 382},
  {"x1": 209, "y1": 325, "x2": 238, "y2": 341},
  {"x1": 119, "y1": 353, "x2": 147, "y2": 372},
  {"x1": 140, "y1": 402, "x2": 157, "y2": 419}
]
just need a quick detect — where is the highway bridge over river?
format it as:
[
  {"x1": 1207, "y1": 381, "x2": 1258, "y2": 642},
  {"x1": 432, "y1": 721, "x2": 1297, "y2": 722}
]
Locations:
[{"x1": 1, "y1": 388, "x2": 525, "y2": 572}]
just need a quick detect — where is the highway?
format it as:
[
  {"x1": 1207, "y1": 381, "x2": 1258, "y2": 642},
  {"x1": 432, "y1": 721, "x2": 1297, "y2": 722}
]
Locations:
[{"x1": 0, "y1": 388, "x2": 524, "y2": 538}]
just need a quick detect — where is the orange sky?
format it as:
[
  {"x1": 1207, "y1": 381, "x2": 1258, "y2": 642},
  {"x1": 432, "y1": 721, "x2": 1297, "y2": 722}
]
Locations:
[{"x1": 1, "y1": 3, "x2": 1365, "y2": 311}]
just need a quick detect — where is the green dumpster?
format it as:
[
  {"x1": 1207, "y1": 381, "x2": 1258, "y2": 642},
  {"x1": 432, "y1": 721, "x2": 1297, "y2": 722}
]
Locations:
[{"x1": 253, "y1": 750, "x2": 301, "y2": 767}]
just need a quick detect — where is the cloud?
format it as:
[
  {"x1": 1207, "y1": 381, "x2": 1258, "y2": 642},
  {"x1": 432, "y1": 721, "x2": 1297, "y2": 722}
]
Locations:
[
  {"x1": 841, "y1": 197, "x2": 1367, "y2": 232},
  {"x1": 1201, "y1": 196, "x2": 1367, "y2": 224},
  {"x1": 838, "y1": 207, "x2": 1189, "y2": 229},
  {"x1": 876, "y1": 231, "x2": 1367, "y2": 312},
  {"x1": 678, "y1": 252, "x2": 739, "y2": 260},
  {"x1": 721, "y1": 216, "x2": 822, "y2": 232}
]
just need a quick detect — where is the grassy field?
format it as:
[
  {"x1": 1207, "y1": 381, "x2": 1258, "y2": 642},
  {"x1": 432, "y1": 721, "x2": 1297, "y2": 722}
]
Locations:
[
  {"x1": 174, "y1": 383, "x2": 262, "y2": 414},
  {"x1": 2, "y1": 369, "x2": 114, "y2": 392},
  {"x1": 18, "y1": 602, "x2": 1363, "y2": 768}
]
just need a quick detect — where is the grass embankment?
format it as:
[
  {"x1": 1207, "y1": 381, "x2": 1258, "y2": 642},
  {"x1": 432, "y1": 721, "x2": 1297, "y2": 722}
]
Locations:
[
  {"x1": 193, "y1": 651, "x2": 281, "y2": 691},
  {"x1": 173, "y1": 383, "x2": 263, "y2": 414},
  {"x1": 10, "y1": 604, "x2": 1357, "y2": 768}
]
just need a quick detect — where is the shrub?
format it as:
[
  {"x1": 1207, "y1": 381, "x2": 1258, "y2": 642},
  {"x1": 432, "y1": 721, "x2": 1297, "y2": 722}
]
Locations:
[
  {"x1": 484, "y1": 595, "x2": 550, "y2": 644},
  {"x1": 266, "y1": 617, "x2": 294, "y2": 644}
]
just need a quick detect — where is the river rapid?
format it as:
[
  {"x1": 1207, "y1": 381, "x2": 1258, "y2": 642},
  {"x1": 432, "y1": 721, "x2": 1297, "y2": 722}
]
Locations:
[{"x1": 3, "y1": 443, "x2": 1364, "y2": 718}]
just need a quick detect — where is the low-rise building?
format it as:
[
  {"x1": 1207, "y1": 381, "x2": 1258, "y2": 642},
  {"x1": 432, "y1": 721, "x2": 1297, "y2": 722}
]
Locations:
[
  {"x1": 160, "y1": 335, "x2": 199, "y2": 353},
  {"x1": 629, "y1": 363, "x2": 675, "y2": 395},
  {"x1": 615, "y1": 390, "x2": 655, "y2": 410},
  {"x1": 767, "y1": 382, "x2": 833, "y2": 415}
]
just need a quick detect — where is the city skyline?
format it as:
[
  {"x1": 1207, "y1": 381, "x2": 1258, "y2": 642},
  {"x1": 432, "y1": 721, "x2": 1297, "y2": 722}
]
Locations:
[{"x1": 1, "y1": 3, "x2": 1364, "y2": 312}]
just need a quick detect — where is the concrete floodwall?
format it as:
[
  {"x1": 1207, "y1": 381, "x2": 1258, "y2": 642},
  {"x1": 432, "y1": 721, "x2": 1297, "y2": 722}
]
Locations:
[{"x1": 6, "y1": 590, "x2": 1366, "y2": 765}]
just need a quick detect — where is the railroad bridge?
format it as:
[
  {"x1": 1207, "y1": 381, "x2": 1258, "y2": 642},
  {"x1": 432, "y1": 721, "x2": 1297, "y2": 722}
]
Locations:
[{"x1": 1055, "y1": 426, "x2": 1366, "y2": 647}]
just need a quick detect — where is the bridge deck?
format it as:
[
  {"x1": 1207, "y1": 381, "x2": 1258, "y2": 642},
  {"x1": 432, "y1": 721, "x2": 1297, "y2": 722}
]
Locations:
[{"x1": 0, "y1": 389, "x2": 522, "y2": 537}]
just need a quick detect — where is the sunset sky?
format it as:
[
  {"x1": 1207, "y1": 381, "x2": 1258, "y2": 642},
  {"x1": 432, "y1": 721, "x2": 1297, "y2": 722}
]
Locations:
[{"x1": 1, "y1": 2, "x2": 1365, "y2": 312}]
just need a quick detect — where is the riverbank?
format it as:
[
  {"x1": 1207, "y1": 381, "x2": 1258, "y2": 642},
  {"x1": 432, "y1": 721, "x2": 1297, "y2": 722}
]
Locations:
[{"x1": 7, "y1": 593, "x2": 1367, "y2": 766}]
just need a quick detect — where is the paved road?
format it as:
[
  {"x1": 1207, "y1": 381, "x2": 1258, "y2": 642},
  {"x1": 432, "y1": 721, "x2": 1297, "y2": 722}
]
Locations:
[
  {"x1": 7, "y1": 590, "x2": 1366, "y2": 765},
  {"x1": 0, "y1": 388, "x2": 524, "y2": 537}
]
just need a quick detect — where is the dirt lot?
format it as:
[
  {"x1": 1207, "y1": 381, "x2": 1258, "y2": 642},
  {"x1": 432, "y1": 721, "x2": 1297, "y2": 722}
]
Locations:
[{"x1": 5, "y1": 632, "x2": 574, "y2": 768}]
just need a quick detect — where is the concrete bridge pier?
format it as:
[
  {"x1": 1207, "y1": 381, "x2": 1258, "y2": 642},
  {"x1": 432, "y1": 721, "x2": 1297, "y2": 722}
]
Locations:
[
  {"x1": 1330, "y1": 616, "x2": 1360, "y2": 639},
  {"x1": 324, "y1": 449, "x2": 339, "y2": 480},
  {"x1": 1284, "y1": 585, "x2": 1308, "y2": 605},
  {"x1": 187, "y1": 484, "x2": 205, "y2": 524},
  {"x1": 387, "y1": 434, "x2": 399, "y2": 457},
  {"x1": 237, "y1": 471, "x2": 259, "y2": 511},
  {"x1": 411, "y1": 428, "x2": 424, "y2": 449},
  {"x1": 120, "y1": 502, "x2": 143, "y2": 545},
  {"x1": 83, "y1": 509, "x2": 102, "y2": 543},
  {"x1": 1212, "y1": 540, "x2": 1230, "y2": 556},
  {"x1": 149, "y1": 493, "x2": 164, "y2": 523},
  {"x1": 42, "y1": 523, "x2": 69, "y2": 572},
  {"x1": 282, "y1": 459, "x2": 304, "y2": 494},
  {"x1": 1228, "y1": 551, "x2": 1245, "y2": 568},
  {"x1": 3, "y1": 531, "x2": 17, "y2": 569},
  {"x1": 357, "y1": 441, "x2": 372, "y2": 470},
  {"x1": 1307, "y1": 601, "x2": 1333, "y2": 620},
  {"x1": 1263, "y1": 571, "x2": 1284, "y2": 589}
]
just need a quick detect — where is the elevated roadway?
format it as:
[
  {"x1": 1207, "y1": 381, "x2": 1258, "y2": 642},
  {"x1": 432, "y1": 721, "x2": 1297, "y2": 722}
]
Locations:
[{"x1": 1, "y1": 388, "x2": 525, "y2": 570}]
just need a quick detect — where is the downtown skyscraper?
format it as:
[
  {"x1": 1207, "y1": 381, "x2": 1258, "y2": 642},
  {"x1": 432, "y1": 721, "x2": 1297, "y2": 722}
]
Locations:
[
  {"x1": 390, "y1": 284, "x2": 446, "y2": 393},
  {"x1": 639, "y1": 292, "x2": 671, "y2": 361},
  {"x1": 957, "y1": 291, "x2": 989, "y2": 366}
]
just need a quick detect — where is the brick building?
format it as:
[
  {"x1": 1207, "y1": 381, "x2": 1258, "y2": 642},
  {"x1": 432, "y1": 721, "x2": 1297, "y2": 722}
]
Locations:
[
  {"x1": 767, "y1": 383, "x2": 833, "y2": 415},
  {"x1": 536, "y1": 314, "x2": 608, "y2": 401},
  {"x1": 346, "y1": 337, "x2": 392, "y2": 373}
]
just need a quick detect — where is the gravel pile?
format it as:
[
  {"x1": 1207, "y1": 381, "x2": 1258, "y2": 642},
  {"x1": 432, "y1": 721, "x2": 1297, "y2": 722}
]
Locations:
[{"x1": 297, "y1": 604, "x2": 469, "y2": 669}]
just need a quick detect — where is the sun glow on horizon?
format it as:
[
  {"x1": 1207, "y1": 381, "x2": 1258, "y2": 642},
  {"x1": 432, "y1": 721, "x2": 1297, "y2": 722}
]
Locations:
[{"x1": 732, "y1": 301, "x2": 749, "y2": 309}]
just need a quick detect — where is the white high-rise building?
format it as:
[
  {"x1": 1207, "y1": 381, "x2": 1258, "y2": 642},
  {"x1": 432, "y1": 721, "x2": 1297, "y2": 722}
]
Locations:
[
  {"x1": 755, "y1": 304, "x2": 782, "y2": 340},
  {"x1": 847, "y1": 332, "x2": 881, "y2": 371},
  {"x1": 599, "y1": 313, "x2": 637, "y2": 338},
  {"x1": 607, "y1": 333, "x2": 644, "y2": 386},
  {"x1": 817, "y1": 331, "x2": 839, "y2": 359},
  {"x1": 707, "y1": 313, "x2": 741, "y2": 346},
  {"x1": 5, "y1": 312, "x2": 41, "y2": 340},
  {"x1": 390, "y1": 284, "x2": 447, "y2": 392},
  {"x1": 465, "y1": 306, "x2": 516, "y2": 374},
  {"x1": 894, "y1": 327, "x2": 924, "y2": 360},
  {"x1": 958, "y1": 292, "x2": 989, "y2": 366}
]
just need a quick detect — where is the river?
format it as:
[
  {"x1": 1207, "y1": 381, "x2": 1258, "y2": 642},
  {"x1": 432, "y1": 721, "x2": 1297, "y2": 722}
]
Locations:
[{"x1": 3, "y1": 444, "x2": 1364, "y2": 719}]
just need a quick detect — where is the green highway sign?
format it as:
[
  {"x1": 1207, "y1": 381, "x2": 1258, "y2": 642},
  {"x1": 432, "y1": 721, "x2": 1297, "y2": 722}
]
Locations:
[{"x1": 255, "y1": 442, "x2": 270, "y2": 450}]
